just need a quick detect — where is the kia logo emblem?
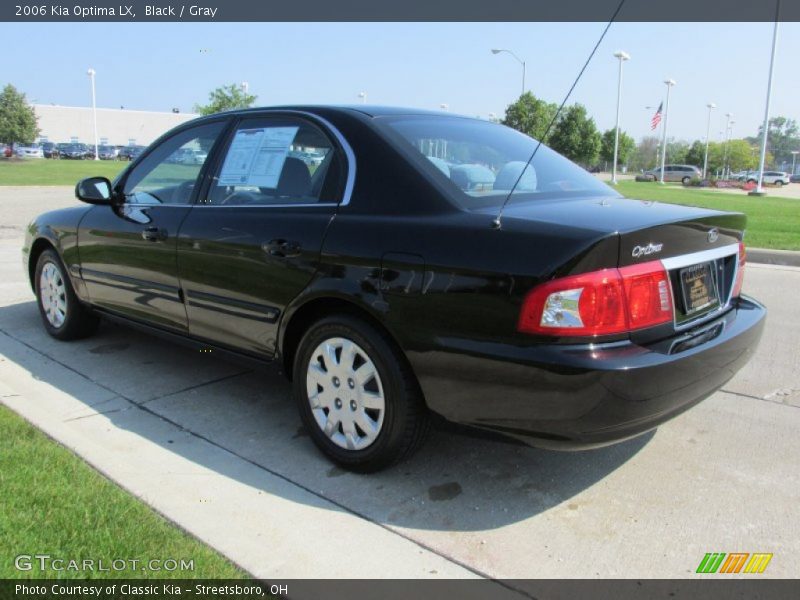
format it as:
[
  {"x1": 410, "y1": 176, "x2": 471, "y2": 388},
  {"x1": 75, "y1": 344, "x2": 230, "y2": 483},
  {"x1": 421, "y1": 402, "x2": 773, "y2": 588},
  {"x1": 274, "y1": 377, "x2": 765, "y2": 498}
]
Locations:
[{"x1": 708, "y1": 228, "x2": 719, "y2": 243}]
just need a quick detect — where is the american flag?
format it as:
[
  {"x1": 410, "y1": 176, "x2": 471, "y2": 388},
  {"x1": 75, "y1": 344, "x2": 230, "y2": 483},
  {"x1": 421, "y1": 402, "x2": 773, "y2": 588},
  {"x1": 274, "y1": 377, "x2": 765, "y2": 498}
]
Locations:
[{"x1": 650, "y1": 102, "x2": 663, "y2": 130}]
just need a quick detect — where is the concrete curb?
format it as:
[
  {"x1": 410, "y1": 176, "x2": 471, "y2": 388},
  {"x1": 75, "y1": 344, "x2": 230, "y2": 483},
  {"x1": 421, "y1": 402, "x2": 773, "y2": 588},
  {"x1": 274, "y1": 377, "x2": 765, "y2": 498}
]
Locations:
[{"x1": 748, "y1": 247, "x2": 800, "y2": 267}]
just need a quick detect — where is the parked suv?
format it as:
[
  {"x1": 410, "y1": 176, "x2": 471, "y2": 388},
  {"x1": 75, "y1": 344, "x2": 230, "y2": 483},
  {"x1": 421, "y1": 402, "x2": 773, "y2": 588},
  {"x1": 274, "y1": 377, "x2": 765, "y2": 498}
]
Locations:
[
  {"x1": 743, "y1": 171, "x2": 790, "y2": 186},
  {"x1": 644, "y1": 165, "x2": 701, "y2": 184}
]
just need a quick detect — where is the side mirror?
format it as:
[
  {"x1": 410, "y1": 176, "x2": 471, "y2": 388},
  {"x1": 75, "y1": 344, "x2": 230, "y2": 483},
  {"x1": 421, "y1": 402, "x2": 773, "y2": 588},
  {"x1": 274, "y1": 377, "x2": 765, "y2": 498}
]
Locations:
[{"x1": 75, "y1": 176, "x2": 114, "y2": 205}]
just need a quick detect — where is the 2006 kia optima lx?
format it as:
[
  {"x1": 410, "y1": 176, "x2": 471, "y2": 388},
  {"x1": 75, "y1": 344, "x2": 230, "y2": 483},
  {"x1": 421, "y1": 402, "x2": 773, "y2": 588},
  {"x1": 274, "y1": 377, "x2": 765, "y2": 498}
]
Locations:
[{"x1": 23, "y1": 106, "x2": 766, "y2": 471}]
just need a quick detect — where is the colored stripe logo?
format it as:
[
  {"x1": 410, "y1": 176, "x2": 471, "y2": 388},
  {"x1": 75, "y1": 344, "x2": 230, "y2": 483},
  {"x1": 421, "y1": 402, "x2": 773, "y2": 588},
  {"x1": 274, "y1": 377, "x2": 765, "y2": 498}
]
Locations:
[{"x1": 696, "y1": 553, "x2": 773, "y2": 574}]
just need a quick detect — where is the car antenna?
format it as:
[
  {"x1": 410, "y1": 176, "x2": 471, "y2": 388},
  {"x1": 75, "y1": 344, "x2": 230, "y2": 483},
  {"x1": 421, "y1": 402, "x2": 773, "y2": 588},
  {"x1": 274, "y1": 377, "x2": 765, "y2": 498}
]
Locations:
[{"x1": 491, "y1": 0, "x2": 627, "y2": 230}]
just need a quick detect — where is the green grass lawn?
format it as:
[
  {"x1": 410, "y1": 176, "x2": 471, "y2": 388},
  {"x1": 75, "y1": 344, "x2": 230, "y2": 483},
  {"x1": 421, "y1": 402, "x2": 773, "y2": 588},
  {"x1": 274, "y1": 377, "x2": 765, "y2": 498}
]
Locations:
[
  {"x1": 615, "y1": 181, "x2": 800, "y2": 251},
  {"x1": 0, "y1": 404, "x2": 246, "y2": 579},
  {"x1": 0, "y1": 158, "x2": 126, "y2": 186}
]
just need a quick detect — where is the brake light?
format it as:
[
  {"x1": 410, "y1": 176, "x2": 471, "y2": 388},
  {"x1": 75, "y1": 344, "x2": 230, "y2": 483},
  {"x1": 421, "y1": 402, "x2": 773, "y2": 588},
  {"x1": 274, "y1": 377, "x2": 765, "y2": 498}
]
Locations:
[
  {"x1": 732, "y1": 242, "x2": 746, "y2": 298},
  {"x1": 518, "y1": 260, "x2": 673, "y2": 337}
]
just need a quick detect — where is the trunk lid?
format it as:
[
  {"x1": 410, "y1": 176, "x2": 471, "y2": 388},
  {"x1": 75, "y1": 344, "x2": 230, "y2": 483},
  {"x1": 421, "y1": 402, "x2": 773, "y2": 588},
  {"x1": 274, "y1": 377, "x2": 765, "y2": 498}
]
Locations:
[
  {"x1": 478, "y1": 196, "x2": 745, "y2": 265},
  {"x1": 478, "y1": 195, "x2": 746, "y2": 333}
]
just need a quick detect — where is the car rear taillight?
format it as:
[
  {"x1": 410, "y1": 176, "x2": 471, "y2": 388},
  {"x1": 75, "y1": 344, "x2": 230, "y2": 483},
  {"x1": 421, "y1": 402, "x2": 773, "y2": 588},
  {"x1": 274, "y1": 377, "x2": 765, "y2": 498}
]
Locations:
[
  {"x1": 732, "y1": 242, "x2": 746, "y2": 298},
  {"x1": 518, "y1": 260, "x2": 673, "y2": 337}
]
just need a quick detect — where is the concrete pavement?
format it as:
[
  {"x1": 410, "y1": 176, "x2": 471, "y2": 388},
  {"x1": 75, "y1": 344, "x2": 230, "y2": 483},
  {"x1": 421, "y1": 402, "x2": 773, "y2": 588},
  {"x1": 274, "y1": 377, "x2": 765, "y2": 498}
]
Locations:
[{"x1": 1, "y1": 187, "x2": 798, "y2": 579}]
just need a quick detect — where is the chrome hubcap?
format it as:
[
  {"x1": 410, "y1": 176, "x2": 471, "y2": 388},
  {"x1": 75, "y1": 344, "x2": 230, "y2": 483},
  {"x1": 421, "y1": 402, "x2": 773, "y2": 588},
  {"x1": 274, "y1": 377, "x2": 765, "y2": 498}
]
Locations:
[
  {"x1": 306, "y1": 337, "x2": 385, "y2": 450},
  {"x1": 39, "y1": 262, "x2": 67, "y2": 328}
]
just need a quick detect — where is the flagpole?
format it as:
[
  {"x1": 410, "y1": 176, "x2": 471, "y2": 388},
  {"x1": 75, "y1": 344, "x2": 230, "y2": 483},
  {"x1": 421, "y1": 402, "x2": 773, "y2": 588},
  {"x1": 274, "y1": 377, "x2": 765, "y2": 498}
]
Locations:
[{"x1": 659, "y1": 79, "x2": 676, "y2": 184}]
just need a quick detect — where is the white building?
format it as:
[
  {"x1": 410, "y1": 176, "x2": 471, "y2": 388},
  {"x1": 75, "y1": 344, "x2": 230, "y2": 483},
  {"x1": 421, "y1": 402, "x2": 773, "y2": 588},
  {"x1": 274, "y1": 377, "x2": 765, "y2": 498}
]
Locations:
[{"x1": 32, "y1": 104, "x2": 198, "y2": 146}]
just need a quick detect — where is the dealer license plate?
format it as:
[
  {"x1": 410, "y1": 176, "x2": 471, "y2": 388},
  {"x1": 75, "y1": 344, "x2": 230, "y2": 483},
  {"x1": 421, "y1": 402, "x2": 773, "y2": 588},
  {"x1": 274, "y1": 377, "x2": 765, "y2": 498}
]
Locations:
[{"x1": 680, "y1": 262, "x2": 719, "y2": 315}]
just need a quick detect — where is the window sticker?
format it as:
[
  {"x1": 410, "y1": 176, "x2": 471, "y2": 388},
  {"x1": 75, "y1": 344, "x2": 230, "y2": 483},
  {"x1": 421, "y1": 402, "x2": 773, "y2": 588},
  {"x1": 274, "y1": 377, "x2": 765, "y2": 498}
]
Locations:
[{"x1": 218, "y1": 126, "x2": 299, "y2": 188}]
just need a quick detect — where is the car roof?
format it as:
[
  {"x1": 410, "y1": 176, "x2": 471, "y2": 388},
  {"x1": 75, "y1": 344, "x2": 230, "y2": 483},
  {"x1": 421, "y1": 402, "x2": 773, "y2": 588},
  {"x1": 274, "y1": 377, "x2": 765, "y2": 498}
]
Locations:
[{"x1": 192, "y1": 105, "x2": 460, "y2": 122}]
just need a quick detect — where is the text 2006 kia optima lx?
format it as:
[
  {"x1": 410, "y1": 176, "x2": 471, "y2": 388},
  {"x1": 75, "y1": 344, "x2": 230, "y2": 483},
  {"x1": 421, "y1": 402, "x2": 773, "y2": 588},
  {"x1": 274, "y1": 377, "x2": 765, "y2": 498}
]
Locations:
[{"x1": 23, "y1": 106, "x2": 766, "y2": 471}]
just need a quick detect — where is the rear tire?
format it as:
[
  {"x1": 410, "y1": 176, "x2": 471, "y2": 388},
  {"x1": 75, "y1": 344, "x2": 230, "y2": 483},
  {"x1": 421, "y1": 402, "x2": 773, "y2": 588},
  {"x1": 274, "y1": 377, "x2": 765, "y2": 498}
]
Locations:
[
  {"x1": 682, "y1": 176, "x2": 691, "y2": 185},
  {"x1": 35, "y1": 249, "x2": 99, "y2": 340},
  {"x1": 292, "y1": 314, "x2": 430, "y2": 472},
  {"x1": 775, "y1": 180, "x2": 784, "y2": 187}
]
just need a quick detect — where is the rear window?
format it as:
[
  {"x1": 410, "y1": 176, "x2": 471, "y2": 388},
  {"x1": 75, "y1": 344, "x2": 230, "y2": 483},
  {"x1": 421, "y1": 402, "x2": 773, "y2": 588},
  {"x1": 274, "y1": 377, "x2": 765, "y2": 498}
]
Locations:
[{"x1": 379, "y1": 115, "x2": 616, "y2": 208}]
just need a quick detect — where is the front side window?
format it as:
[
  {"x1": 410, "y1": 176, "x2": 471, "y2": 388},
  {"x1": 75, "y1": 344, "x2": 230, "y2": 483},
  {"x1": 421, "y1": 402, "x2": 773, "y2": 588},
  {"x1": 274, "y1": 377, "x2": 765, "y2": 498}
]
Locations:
[
  {"x1": 380, "y1": 116, "x2": 616, "y2": 209},
  {"x1": 207, "y1": 117, "x2": 343, "y2": 206},
  {"x1": 123, "y1": 121, "x2": 225, "y2": 205}
]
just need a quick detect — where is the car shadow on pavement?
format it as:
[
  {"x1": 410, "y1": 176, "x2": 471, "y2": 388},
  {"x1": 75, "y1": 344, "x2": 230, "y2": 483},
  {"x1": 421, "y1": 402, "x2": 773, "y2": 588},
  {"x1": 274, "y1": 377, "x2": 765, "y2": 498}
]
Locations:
[{"x1": 0, "y1": 300, "x2": 653, "y2": 533}]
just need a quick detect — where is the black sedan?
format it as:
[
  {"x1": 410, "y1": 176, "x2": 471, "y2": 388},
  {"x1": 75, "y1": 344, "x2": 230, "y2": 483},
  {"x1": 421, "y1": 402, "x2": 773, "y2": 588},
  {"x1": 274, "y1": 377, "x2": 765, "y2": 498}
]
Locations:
[
  {"x1": 42, "y1": 142, "x2": 60, "y2": 159},
  {"x1": 22, "y1": 106, "x2": 765, "y2": 471},
  {"x1": 118, "y1": 145, "x2": 145, "y2": 161},
  {"x1": 60, "y1": 143, "x2": 93, "y2": 160}
]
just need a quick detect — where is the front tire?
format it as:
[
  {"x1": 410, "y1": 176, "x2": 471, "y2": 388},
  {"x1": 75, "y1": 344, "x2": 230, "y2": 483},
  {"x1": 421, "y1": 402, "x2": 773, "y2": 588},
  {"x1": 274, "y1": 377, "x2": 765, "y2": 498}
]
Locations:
[
  {"x1": 35, "y1": 249, "x2": 99, "y2": 340},
  {"x1": 292, "y1": 315, "x2": 430, "y2": 472}
]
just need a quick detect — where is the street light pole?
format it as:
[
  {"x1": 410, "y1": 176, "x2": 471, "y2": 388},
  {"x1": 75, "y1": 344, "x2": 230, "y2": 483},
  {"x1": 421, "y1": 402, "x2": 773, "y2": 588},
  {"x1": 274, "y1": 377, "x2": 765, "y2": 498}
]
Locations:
[
  {"x1": 491, "y1": 48, "x2": 526, "y2": 96},
  {"x1": 791, "y1": 151, "x2": 798, "y2": 175},
  {"x1": 703, "y1": 103, "x2": 716, "y2": 179},
  {"x1": 659, "y1": 79, "x2": 676, "y2": 184},
  {"x1": 611, "y1": 51, "x2": 630, "y2": 185},
  {"x1": 87, "y1": 68, "x2": 99, "y2": 161},
  {"x1": 721, "y1": 112, "x2": 733, "y2": 179},
  {"x1": 726, "y1": 121, "x2": 735, "y2": 177},
  {"x1": 752, "y1": 14, "x2": 780, "y2": 196},
  {"x1": 358, "y1": 91, "x2": 367, "y2": 104}
]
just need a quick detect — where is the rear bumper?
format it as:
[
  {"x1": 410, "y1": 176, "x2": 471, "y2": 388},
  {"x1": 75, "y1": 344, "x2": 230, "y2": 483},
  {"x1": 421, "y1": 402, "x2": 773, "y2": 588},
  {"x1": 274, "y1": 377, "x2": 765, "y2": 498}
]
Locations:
[{"x1": 410, "y1": 295, "x2": 765, "y2": 449}]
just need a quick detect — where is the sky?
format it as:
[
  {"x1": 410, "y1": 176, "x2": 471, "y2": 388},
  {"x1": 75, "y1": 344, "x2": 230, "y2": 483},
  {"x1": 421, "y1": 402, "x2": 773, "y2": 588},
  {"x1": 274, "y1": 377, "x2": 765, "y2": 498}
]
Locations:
[{"x1": 2, "y1": 21, "x2": 798, "y2": 143}]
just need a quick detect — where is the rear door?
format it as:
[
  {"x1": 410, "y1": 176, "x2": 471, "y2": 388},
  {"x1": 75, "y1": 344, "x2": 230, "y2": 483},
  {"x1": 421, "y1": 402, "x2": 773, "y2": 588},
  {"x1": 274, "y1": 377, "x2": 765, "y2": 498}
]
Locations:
[
  {"x1": 77, "y1": 119, "x2": 228, "y2": 331},
  {"x1": 176, "y1": 113, "x2": 349, "y2": 357}
]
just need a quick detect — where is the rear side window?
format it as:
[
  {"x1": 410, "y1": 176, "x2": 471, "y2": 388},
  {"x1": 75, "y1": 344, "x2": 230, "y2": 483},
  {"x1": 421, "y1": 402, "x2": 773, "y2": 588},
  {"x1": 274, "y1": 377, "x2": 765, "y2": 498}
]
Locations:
[{"x1": 207, "y1": 117, "x2": 344, "y2": 206}]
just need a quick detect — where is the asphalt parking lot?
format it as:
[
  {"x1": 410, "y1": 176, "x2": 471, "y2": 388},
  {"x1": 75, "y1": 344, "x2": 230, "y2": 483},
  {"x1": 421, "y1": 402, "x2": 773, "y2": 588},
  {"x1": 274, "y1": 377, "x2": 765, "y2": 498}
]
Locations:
[{"x1": 1, "y1": 186, "x2": 798, "y2": 580}]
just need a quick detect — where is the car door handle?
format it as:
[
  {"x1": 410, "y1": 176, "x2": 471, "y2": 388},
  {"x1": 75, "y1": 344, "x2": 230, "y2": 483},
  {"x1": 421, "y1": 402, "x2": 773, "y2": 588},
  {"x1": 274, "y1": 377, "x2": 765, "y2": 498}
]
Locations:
[
  {"x1": 142, "y1": 226, "x2": 167, "y2": 242},
  {"x1": 263, "y1": 239, "x2": 302, "y2": 258}
]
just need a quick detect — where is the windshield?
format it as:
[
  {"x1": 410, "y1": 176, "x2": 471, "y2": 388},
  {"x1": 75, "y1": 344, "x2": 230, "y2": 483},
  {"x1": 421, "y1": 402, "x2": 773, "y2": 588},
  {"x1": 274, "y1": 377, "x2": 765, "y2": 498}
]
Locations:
[{"x1": 380, "y1": 115, "x2": 617, "y2": 208}]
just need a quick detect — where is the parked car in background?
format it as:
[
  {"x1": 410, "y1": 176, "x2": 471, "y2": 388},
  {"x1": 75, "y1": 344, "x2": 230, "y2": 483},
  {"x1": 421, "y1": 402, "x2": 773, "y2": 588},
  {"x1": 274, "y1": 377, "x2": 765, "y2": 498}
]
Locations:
[
  {"x1": 169, "y1": 147, "x2": 208, "y2": 165},
  {"x1": 790, "y1": 173, "x2": 800, "y2": 184},
  {"x1": 118, "y1": 145, "x2": 145, "y2": 161},
  {"x1": 644, "y1": 165, "x2": 701, "y2": 184},
  {"x1": 60, "y1": 143, "x2": 93, "y2": 160},
  {"x1": 98, "y1": 145, "x2": 119, "y2": 160},
  {"x1": 15, "y1": 143, "x2": 44, "y2": 159},
  {"x1": 743, "y1": 171, "x2": 790, "y2": 186},
  {"x1": 289, "y1": 150, "x2": 325, "y2": 168},
  {"x1": 42, "y1": 142, "x2": 60, "y2": 159},
  {"x1": 22, "y1": 106, "x2": 765, "y2": 471}
]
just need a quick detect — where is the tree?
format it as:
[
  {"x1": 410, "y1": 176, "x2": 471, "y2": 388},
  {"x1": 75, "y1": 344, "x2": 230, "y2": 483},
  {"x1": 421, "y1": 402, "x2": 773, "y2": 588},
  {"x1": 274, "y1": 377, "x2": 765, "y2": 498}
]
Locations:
[
  {"x1": 685, "y1": 140, "x2": 706, "y2": 169},
  {"x1": 501, "y1": 92, "x2": 558, "y2": 142},
  {"x1": 0, "y1": 84, "x2": 39, "y2": 145},
  {"x1": 599, "y1": 128, "x2": 635, "y2": 167},
  {"x1": 748, "y1": 116, "x2": 799, "y2": 167},
  {"x1": 665, "y1": 139, "x2": 689, "y2": 165},
  {"x1": 706, "y1": 139, "x2": 766, "y2": 175},
  {"x1": 629, "y1": 136, "x2": 660, "y2": 172},
  {"x1": 547, "y1": 103, "x2": 601, "y2": 165},
  {"x1": 194, "y1": 84, "x2": 257, "y2": 116}
]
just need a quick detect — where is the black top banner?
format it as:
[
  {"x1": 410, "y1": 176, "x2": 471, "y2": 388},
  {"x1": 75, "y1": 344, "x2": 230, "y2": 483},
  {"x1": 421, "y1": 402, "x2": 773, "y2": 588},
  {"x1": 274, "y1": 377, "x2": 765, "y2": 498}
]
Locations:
[{"x1": 1, "y1": 0, "x2": 798, "y2": 22}]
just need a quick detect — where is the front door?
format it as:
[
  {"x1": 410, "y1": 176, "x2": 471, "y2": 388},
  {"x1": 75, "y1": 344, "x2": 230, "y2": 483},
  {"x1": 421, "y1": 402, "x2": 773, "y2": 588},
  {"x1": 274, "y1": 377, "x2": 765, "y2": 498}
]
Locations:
[
  {"x1": 177, "y1": 114, "x2": 348, "y2": 357},
  {"x1": 77, "y1": 120, "x2": 227, "y2": 331}
]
